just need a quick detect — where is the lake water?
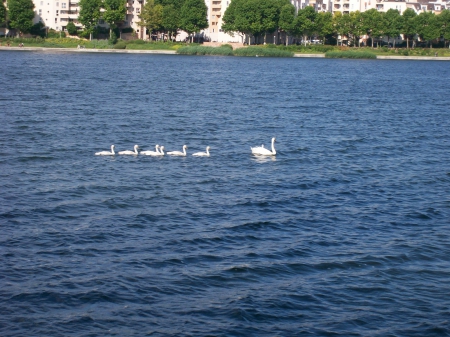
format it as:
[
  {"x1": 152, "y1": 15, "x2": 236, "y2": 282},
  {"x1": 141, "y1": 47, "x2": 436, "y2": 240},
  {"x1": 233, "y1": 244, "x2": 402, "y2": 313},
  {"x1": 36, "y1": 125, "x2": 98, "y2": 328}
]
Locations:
[{"x1": 1, "y1": 50, "x2": 449, "y2": 337}]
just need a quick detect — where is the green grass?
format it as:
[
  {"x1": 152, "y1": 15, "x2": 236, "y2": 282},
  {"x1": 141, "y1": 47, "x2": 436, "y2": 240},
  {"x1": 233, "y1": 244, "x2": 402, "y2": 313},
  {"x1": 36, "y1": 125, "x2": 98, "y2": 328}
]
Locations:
[
  {"x1": 233, "y1": 46, "x2": 294, "y2": 57},
  {"x1": 325, "y1": 50, "x2": 377, "y2": 59}
]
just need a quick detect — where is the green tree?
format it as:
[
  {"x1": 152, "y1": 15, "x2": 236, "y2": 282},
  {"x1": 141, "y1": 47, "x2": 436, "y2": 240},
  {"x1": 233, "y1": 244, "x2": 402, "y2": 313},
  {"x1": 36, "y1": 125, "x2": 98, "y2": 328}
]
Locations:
[
  {"x1": 362, "y1": 9, "x2": 382, "y2": 48},
  {"x1": 401, "y1": 8, "x2": 417, "y2": 48},
  {"x1": 415, "y1": 11, "x2": 440, "y2": 48},
  {"x1": 138, "y1": 0, "x2": 163, "y2": 39},
  {"x1": 278, "y1": 4, "x2": 295, "y2": 46},
  {"x1": 438, "y1": 9, "x2": 450, "y2": 48},
  {"x1": 316, "y1": 11, "x2": 333, "y2": 45},
  {"x1": 179, "y1": 0, "x2": 207, "y2": 42},
  {"x1": 66, "y1": 21, "x2": 78, "y2": 35},
  {"x1": 79, "y1": 0, "x2": 102, "y2": 40},
  {"x1": 103, "y1": 0, "x2": 126, "y2": 38},
  {"x1": 294, "y1": 6, "x2": 317, "y2": 46},
  {"x1": 161, "y1": 4, "x2": 180, "y2": 40},
  {"x1": 384, "y1": 9, "x2": 401, "y2": 47},
  {"x1": 0, "y1": 0, "x2": 7, "y2": 26},
  {"x1": 350, "y1": 11, "x2": 365, "y2": 47},
  {"x1": 334, "y1": 12, "x2": 352, "y2": 46},
  {"x1": 7, "y1": 0, "x2": 35, "y2": 34}
]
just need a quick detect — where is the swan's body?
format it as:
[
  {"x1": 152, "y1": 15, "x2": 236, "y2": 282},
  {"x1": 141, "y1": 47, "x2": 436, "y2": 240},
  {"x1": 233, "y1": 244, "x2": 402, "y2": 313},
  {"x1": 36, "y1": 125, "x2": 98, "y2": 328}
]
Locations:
[
  {"x1": 192, "y1": 146, "x2": 210, "y2": 157},
  {"x1": 251, "y1": 137, "x2": 276, "y2": 156},
  {"x1": 118, "y1": 145, "x2": 139, "y2": 155},
  {"x1": 141, "y1": 145, "x2": 160, "y2": 156},
  {"x1": 95, "y1": 145, "x2": 115, "y2": 156},
  {"x1": 167, "y1": 145, "x2": 187, "y2": 156}
]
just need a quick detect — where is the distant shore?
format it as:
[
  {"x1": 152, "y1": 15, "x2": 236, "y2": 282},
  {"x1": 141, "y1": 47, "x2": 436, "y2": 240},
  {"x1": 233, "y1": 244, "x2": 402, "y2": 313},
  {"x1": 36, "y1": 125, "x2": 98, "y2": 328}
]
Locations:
[{"x1": 1, "y1": 46, "x2": 450, "y2": 60}]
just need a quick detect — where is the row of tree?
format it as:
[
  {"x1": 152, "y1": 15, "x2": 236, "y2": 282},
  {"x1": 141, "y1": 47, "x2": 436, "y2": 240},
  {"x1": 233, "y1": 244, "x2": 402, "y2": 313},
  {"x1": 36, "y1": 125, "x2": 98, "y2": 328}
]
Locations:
[
  {"x1": 138, "y1": 0, "x2": 207, "y2": 41},
  {"x1": 222, "y1": 0, "x2": 450, "y2": 48}
]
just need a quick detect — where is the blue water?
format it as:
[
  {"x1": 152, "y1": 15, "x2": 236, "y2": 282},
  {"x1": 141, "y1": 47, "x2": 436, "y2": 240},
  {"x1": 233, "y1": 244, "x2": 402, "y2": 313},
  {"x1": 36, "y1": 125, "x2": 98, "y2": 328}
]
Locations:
[{"x1": 1, "y1": 51, "x2": 450, "y2": 337}]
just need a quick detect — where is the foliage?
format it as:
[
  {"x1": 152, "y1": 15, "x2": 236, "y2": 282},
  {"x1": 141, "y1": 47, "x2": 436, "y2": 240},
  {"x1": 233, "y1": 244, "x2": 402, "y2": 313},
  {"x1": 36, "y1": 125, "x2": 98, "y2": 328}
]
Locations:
[
  {"x1": 7, "y1": 0, "x2": 35, "y2": 33},
  {"x1": 103, "y1": 0, "x2": 126, "y2": 36},
  {"x1": 109, "y1": 30, "x2": 118, "y2": 44},
  {"x1": 78, "y1": 0, "x2": 102, "y2": 38},
  {"x1": 401, "y1": 8, "x2": 417, "y2": 48},
  {"x1": 177, "y1": 45, "x2": 234, "y2": 55},
  {"x1": 30, "y1": 21, "x2": 46, "y2": 37},
  {"x1": 325, "y1": 50, "x2": 376, "y2": 59},
  {"x1": 233, "y1": 46, "x2": 293, "y2": 57},
  {"x1": 161, "y1": 4, "x2": 180, "y2": 38},
  {"x1": 139, "y1": 0, "x2": 163, "y2": 36},
  {"x1": 0, "y1": 0, "x2": 6, "y2": 26},
  {"x1": 383, "y1": 9, "x2": 402, "y2": 47},
  {"x1": 278, "y1": 3, "x2": 295, "y2": 44},
  {"x1": 415, "y1": 11, "x2": 440, "y2": 48},
  {"x1": 361, "y1": 9, "x2": 383, "y2": 47},
  {"x1": 438, "y1": 10, "x2": 450, "y2": 47},
  {"x1": 66, "y1": 22, "x2": 78, "y2": 35},
  {"x1": 316, "y1": 12, "x2": 333, "y2": 44},
  {"x1": 113, "y1": 40, "x2": 127, "y2": 49},
  {"x1": 179, "y1": 0, "x2": 207, "y2": 37},
  {"x1": 293, "y1": 6, "x2": 317, "y2": 45}
]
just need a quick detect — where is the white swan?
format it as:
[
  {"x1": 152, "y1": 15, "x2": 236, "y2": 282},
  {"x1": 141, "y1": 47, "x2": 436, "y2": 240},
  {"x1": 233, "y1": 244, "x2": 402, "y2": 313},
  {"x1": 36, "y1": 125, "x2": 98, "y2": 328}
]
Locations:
[
  {"x1": 192, "y1": 146, "x2": 210, "y2": 157},
  {"x1": 118, "y1": 144, "x2": 139, "y2": 155},
  {"x1": 251, "y1": 137, "x2": 276, "y2": 156},
  {"x1": 95, "y1": 145, "x2": 115, "y2": 156},
  {"x1": 167, "y1": 145, "x2": 187, "y2": 156},
  {"x1": 141, "y1": 144, "x2": 160, "y2": 156},
  {"x1": 151, "y1": 145, "x2": 165, "y2": 156}
]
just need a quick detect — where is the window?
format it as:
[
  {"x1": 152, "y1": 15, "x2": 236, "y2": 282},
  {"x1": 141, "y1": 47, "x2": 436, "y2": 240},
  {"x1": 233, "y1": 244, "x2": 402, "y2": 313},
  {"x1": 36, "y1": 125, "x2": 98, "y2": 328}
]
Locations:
[
  {"x1": 136, "y1": 8, "x2": 140, "y2": 13},
  {"x1": 55, "y1": 18, "x2": 57, "y2": 22},
  {"x1": 62, "y1": 2, "x2": 66, "y2": 8},
  {"x1": 39, "y1": 9, "x2": 42, "y2": 14},
  {"x1": 40, "y1": 1, "x2": 43, "y2": 5},
  {"x1": 56, "y1": 2, "x2": 59, "y2": 6},
  {"x1": 98, "y1": 19, "x2": 104, "y2": 24}
]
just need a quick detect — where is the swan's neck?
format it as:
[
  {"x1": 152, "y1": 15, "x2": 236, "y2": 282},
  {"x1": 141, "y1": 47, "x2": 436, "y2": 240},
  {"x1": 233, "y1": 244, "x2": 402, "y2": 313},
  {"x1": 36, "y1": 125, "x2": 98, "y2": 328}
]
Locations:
[
  {"x1": 206, "y1": 148, "x2": 209, "y2": 155},
  {"x1": 271, "y1": 139, "x2": 276, "y2": 154},
  {"x1": 111, "y1": 146, "x2": 115, "y2": 154}
]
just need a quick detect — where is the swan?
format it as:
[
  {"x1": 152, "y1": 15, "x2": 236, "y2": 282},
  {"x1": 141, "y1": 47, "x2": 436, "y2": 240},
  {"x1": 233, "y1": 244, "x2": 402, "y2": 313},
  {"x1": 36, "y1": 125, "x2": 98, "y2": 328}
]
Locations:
[
  {"x1": 151, "y1": 145, "x2": 165, "y2": 156},
  {"x1": 95, "y1": 145, "x2": 115, "y2": 156},
  {"x1": 192, "y1": 146, "x2": 210, "y2": 157},
  {"x1": 141, "y1": 144, "x2": 160, "y2": 156},
  {"x1": 118, "y1": 145, "x2": 139, "y2": 155},
  {"x1": 167, "y1": 145, "x2": 187, "y2": 156},
  {"x1": 251, "y1": 137, "x2": 276, "y2": 156}
]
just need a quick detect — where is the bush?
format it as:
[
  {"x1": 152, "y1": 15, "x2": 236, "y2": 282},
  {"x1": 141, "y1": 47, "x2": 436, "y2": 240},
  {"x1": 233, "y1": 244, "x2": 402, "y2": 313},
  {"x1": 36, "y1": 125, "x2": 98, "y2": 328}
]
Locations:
[
  {"x1": 109, "y1": 31, "x2": 118, "y2": 44},
  {"x1": 30, "y1": 22, "x2": 46, "y2": 38},
  {"x1": 66, "y1": 22, "x2": 78, "y2": 36},
  {"x1": 113, "y1": 41, "x2": 127, "y2": 49},
  {"x1": 177, "y1": 45, "x2": 234, "y2": 56},
  {"x1": 233, "y1": 46, "x2": 294, "y2": 57},
  {"x1": 325, "y1": 50, "x2": 377, "y2": 59}
]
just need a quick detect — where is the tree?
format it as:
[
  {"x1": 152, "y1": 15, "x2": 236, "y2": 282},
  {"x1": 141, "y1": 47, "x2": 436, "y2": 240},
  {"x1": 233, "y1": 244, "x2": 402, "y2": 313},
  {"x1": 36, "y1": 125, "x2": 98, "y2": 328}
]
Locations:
[
  {"x1": 161, "y1": 4, "x2": 180, "y2": 40},
  {"x1": 438, "y1": 9, "x2": 450, "y2": 48},
  {"x1": 79, "y1": 0, "x2": 102, "y2": 40},
  {"x1": 278, "y1": 4, "x2": 295, "y2": 46},
  {"x1": 179, "y1": 0, "x2": 207, "y2": 42},
  {"x1": 334, "y1": 12, "x2": 352, "y2": 46},
  {"x1": 139, "y1": 0, "x2": 163, "y2": 39},
  {"x1": 316, "y1": 11, "x2": 333, "y2": 45},
  {"x1": 401, "y1": 8, "x2": 417, "y2": 49},
  {"x1": 384, "y1": 9, "x2": 401, "y2": 47},
  {"x1": 350, "y1": 11, "x2": 365, "y2": 47},
  {"x1": 103, "y1": 0, "x2": 126, "y2": 38},
  {"x1": 415, "y1": 11, "x2": 440, "y2": 48},
  {"x1": 7, "y1": 0, "x2": 35, "y2": 34},
  {"x1": 294, "y1": 6, "x2": 317, "y2": 46},
  {"x1": 0, "y1": 0, "x2": 7, "y2": 26},
  {"x1": 362, "y1": 9, "x2": 382, "y2": 48}
]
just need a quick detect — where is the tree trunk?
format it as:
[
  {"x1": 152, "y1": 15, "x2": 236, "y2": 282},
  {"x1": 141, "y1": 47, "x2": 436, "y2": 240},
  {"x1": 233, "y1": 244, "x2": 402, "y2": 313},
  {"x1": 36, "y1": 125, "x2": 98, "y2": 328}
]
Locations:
[{"x1": 407, "y1": 36, "x2": 409, "y2": 49}]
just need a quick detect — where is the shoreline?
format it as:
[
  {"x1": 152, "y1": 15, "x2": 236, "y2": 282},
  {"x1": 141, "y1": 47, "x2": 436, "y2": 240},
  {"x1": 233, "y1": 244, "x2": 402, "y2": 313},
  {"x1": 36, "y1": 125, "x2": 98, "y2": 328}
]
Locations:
[{"x1": 1, "y1": 46, "x2": 450, "y2": 60}]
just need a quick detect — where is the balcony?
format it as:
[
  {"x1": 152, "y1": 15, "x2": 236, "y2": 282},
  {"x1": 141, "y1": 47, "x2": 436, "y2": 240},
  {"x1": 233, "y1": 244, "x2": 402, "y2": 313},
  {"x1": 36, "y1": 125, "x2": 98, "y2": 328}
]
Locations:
[{"x1": 334, "y1": 4, "x2": 341, "y2": 8}]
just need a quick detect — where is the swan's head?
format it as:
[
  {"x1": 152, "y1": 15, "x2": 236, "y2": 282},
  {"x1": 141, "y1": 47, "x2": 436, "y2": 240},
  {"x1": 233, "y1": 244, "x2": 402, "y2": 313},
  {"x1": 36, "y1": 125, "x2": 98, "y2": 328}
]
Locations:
[
  {"x1": 160, "y1": 146, "x2": 164, "y2": 150},
  {"x1": 111, "y1": 145, "x2": 115, "y2": 149},
  {"x1": 134, "y1": 145, "x2": 139, "y2": 149},
  {"x1": 183, "y1": 145, "x2": 187, "y2": 149},
  {"x1": 206, "y1": 146, "x2": 210, "y2": 150},
  {"x1": 272, "y1": 137, "x2": 276, "y2": 142}
]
